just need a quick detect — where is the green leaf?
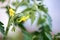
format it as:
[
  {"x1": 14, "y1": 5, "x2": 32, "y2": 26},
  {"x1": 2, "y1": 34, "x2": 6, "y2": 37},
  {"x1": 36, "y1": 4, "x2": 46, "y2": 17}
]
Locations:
[
  {"x1": 12, "y1": 1, "x2": 20, "y2": 7},
  {"x1": 32, "y1": 31, "x2": 40, "y2": 35},
  {"x1": 53, "y1": 33, "x2": 60, "y2": 40},
  {"x1": 45, "y1": 32, "x2": 52, "y2": 40},
  {"x1": 32, "y1": 31, "x2": 43, "y2": 40},
  {"x1": 18, "y1": 23, "x2": 26, "y2": 31},
  {"x1": 0, "y1": 22, "x2": 5, "y2": 35},
  {"x1": 22, "y1": 31, "x2": 33, "y2": 40},
  {"x1": 21, "y1": 8, "x2": 31, "y2": 14},
  {"x1": 57, "y1": 33, "x2": 60, "y2": 36},
  {"x1": 47, "y1": 14, "x2": 52, "y2": 29},
  {"x1": 44, "y1": 24, "x2": 52, "y2": 32},
  {"x1": 21, "y1": 8, "x2": 35, "y2": 14},
  {"x1": 12, "y1": 2, "x2": 17, "y2": 6},
  {"x1": 37, "y1": 16, "x2": 46, "y2": 25},
  {"x1": 38, "y1": 4, "x2": 48, "y2": 13},
  {"x1": 30, "y1": 11, "x2": 36, "y2": 24},
  {"x1": 37, "y1": 34, "x2": 43, "y2": 40},
  {"x1": 38, "y1": 25, "x2": 52, "y2": 40},
  {"x1": 18, "y1": 0, "x2": 28, "y2": 6}
]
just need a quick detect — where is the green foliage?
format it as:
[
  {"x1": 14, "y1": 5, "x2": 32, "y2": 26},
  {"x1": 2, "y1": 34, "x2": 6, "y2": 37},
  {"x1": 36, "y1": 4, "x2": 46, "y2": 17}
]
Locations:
[
  {"x1": 0, "y1": 22, "x2": 5, "y2": 35},
  {"x1": 0, "y1": 0, "x2": 52, "y2": 40},
  {"x1": 44, "y1": 24, "x2": 51, "y2": 32},
  {"x1": 14, "y1": 0, "x2": 52, "y2": 40},
  {"x1": 38, "y1": 4, "x2": 48, "y2": 13},
  {"x1": 18, "y1": 22, "x2": 26, "y2": 31},
  {"x1": 37, "y1": 15, "x2": 46, "y2": 25},
  {"x1": 21, "y1": 7, "x2": 36, "y2": 23},
  {"x1": 30, "y1": 11, "x2": 36, "y2": 24},
  {"x1": 0, "y1": 0, "x2": 5, "y2": 2},
  {"x1": 45, "y1": 32, "x2": 52, "y2": 40},
  {"x1": 53, "y1": 33, "x2": 60, "y2": 40},
  {"x1": 22, "y1": 31, "x2": 33, "y2": 40}
]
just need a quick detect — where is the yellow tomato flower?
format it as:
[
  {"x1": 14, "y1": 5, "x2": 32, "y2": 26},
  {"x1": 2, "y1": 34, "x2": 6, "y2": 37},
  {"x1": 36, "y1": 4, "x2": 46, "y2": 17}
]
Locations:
[
  {"x1": 9, "y1": 8, "x2": 15, "y2": 17},
  {"x1": 17, "y1": 15, "x2": 30, "y2": 22}
]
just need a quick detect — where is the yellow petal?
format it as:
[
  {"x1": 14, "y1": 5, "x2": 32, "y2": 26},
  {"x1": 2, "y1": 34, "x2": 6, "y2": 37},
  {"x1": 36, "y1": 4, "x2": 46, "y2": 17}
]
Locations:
[
  {"x1": 9, "y1": 8, "x2": 15, "y2": 17},
  {"x1": 17, "y1": 15, "x2": 30, "y2": 23}
]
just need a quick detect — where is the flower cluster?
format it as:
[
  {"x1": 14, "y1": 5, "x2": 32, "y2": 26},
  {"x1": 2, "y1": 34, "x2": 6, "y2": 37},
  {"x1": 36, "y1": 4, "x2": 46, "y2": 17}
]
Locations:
[{"x1": 9, "y1": 8, "x2": 15, "y2": 17}]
